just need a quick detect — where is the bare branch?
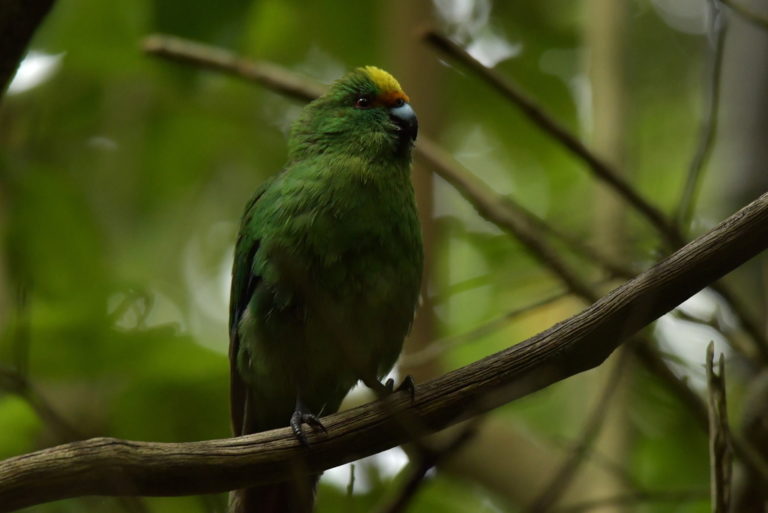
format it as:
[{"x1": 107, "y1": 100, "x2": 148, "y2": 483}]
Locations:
[
  {"x1": 139, "y1": 34, "x2": 768, "y2": 473},
  {"x1": 403, "y1": 286, "x2": 584, "y2": 367},
  {"x1": 422, "y1": 29, "x2": 680, "y2": 246},
  {"x1": 420, "y1": 29, "x2": 768, "y2": 363},
  {"x1": 675, "y1": 0, "x2": 726, "y2": 228},
  {"x1": 143, "y1": 34, "x2": 323, "y2": 102},
  {"x1": 143, "y1": 36, "x2": 768, "y2": 365},
  {"x1": 0, "y1": 366, "x2": 82, "y2": 442},
  {"x1": 374, "y1": 422, "x2": 478, "y2": 513},
  {"x1": 141, "y1": 34, "x2": 632, "y2": 283},
  {"x1": 414, "y1": 139, "x2": 598, "y2": 301},
  {"x1": 0, "y1": 368, "x2": 151, "y2": 513},
  {"x1": 706, "y1": 343, "x2": 732, "y2": 513},
  {"x1": 1, "y1": 191, "x2": 767, "y2": 511},
  {"x1": 524, "y1": 351, "x2": 629, "y2": 513}
]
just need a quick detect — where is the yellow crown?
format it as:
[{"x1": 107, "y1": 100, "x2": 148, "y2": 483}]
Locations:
[{"x1": 360, "y1": 66, "x2": 409, "y2": 104}]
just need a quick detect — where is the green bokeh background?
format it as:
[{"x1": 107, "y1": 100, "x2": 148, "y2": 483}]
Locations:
[{"x1": 3, "y1": 0, "x2": 765, "y2": 512}]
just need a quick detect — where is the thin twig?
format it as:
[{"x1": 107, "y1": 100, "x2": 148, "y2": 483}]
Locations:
[
  {"x1": 374, "y1": 421, "x2": 479, "y2": 513},
  {"x1": 415, "y1": 139, "x2": 598, "y2": 301},
  {"x1": 706, "y1": 343, "x2": 732, "y2": 513},
  {"x1": 522, "y1": 212, "x2": 635, "y2": 279},
  {"x1": 524, "y1": 350, "x2": 629, "y2": 513},
  {"x1": 710, "y1": 285, "x2": 768, "y2": 362},
  {"x1": 422, "y1": 29, "x2": 681, "y2": 246},
  {"x1": 403, "y1": 286, "x2": 586, "y2": 367},
  {"x1": 0, "y1": 366, "x2": 82, "y2": 442},
  {"x1": 676, "y1": 0, "x2": 726, "y2": 229},
  {"x1": 635, "y1": 340, "x2": 768, "y2": 495},
  {"x1": 346, "y1": 464, "x2": 355, "y2": 498},
  {"x1": 558, "y1": 444, "x2": 641, "y2": 492},
  {"x1": 143, "y1": 34, "x2": 323, "y2": 101},
  {"x1": 429, "y1": 272, "x2": 493, "y2": 305},
  {"x1": 672, "y1": 307, "x2": 750, "y2": 360},
  {"x1": 721, "y1": 0, "x2": 768, "y2": 30}
]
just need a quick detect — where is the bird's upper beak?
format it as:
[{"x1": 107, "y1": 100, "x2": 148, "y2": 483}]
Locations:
[{"x1": 389, "y1": 102, "x2": 418, "y2": 142}]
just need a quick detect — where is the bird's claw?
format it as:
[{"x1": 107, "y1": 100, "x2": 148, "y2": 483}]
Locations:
[
  {"x1": 290, "y1": 407, "x2": 327, "y2": 446},
  {"x1": 383, "y1": 375, "x2": 416, "y2": 403}
]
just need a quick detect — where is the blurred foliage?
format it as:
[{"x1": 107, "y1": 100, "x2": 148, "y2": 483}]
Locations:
[{"x1": 1, "y1": 0, "x2": 764, "y2": 512}]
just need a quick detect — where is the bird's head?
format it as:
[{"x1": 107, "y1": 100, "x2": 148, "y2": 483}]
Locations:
[{"x1": 288, "y1": 66, "x2": 418, "y2": 162}]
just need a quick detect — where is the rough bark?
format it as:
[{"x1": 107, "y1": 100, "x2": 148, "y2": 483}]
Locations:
[{"x1": 0, "y1": 191, "x2": 767, "y2": 512}]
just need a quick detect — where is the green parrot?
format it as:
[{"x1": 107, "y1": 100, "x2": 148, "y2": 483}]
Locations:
[{"x1": 228, "y1": 66, "x2": 423, "y2": 513}]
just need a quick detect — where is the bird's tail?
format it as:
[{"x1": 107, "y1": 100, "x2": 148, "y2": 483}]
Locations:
[{"x1": 230, "y1": 475, "x2": 319, "y2": 513}]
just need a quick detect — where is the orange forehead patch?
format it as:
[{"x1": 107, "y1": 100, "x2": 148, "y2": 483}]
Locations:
[
  {"x1": 374, "y1": 90, "x2": 410, "y2": 107},
  {"x1": 360, "y1": 66, "x2": 410, "y2": 106}
]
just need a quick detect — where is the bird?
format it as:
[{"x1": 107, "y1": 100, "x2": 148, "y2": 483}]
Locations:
[{"x1": 228, "y1": 66, "x2": 423, "y2": 513}]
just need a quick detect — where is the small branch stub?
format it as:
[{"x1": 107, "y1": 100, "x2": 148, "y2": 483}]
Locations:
[{"x1": 706, "y1": 342, "x2": 732, "y2": 513}]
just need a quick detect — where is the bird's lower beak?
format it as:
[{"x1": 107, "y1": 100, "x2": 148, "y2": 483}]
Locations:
[{"x1": 389, "y1": 102, "x2": 418, "y2": 142}]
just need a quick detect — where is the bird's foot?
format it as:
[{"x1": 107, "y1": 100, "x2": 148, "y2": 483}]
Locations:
[
  {"x1": 290, "y1": 401, "x2": 327, "y2": 446},
  {"x1": 382, "y1": 375, "x2": 416, "y2": 403}
]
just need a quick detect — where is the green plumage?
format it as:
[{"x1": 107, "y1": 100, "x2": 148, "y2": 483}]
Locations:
[{"x1": 228, "y1": 67, "x2": 422, "y2": 513}]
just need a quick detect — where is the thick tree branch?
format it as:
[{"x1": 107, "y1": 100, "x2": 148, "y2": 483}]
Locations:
[
  {"x1": 421, "y1": 29, "x2": 768, "y2": 361},
  {"x1": 139, "y1": 34, "x2": 768, "y2": 479},
  {"x1": 142, "y1": 34, "x2": 768, "y2": 364},
  {"x1": 1, "y1": 191, "x2": 767, "y2": 512}
]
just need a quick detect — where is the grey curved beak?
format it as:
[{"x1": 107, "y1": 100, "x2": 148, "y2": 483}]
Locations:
[{"x1": 390, "y1": 102, "x2": 418, "y2": 141}]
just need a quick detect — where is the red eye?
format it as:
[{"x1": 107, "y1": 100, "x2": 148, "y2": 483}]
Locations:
[
  {"x1": 393, "y1": 98, "x2": 405, "y2": 108},
  {"x1": 355, "y1": 96, "x2": 372, "y2": 109}
]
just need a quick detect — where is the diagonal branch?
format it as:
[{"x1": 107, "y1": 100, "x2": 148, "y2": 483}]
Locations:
[
  {"x1": 415, "y1": 139, "x2": 598, "y2": 301},
  {"x1": 420, "y1": 29, "x2": 768, "y2": 362},
  {"x1": 1, "y1": 191, "x2": 767, "y2": 512},
  {"x1": 143, "y1": 34, "x2": 323, "y2": 101},
  {"x1": 374, "y1": 421, "x2": 479, "y2": 513},
  {"x1": 422, "y1": 29, "x2": 681, "y2": 246},
  {"x1": 524, "y1": 350, "x2": 629, "y2": 513},
  {"x1": 142, "y1": 34, "x2": 633, "y2": 283},
  {"x1": 140, "y1": 34, "x2": 768, "y2": 469},
  {"x1": 0, "y1": 366, "x2": 82, "y2": 442},
  {"x1": 142, "y1": 35, "x2": 768, "y2": 362}
]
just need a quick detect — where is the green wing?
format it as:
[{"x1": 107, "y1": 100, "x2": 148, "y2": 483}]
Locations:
[{"x1": 228, "y1": 181, "x2": 271, "y2": 436}]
